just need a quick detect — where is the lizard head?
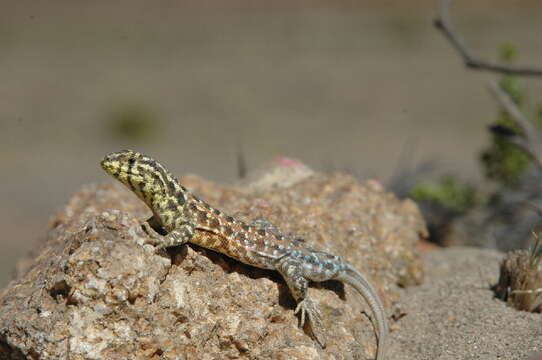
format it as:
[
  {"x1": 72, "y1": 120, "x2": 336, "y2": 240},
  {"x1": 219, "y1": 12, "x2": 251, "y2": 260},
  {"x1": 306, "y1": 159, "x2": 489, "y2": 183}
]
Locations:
[
  {"x1": 101, "y1": 149, "x2": 142, "y2": 182},
  {"x1": 101, "y1": 150, "x2": 179, "y2": 208},
  {"x1": 101, "y1": 149, "x2": 154, "y2": 196}
]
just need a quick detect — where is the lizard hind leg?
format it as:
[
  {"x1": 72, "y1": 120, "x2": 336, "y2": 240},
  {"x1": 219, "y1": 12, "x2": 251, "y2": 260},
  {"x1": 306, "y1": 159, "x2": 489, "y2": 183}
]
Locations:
[
  {"x1": 253, "y1": 217, "x2": 305, "y2": 242},
  {"x1": 277, "y1": 257, "x2": 326, "y2": 347}
]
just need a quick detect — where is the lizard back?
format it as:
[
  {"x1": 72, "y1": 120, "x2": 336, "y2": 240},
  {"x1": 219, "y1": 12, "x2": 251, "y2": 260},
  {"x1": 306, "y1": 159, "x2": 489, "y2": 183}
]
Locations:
[{"x1": 101, "y1": 150, "x2": 295, "y2": 268}]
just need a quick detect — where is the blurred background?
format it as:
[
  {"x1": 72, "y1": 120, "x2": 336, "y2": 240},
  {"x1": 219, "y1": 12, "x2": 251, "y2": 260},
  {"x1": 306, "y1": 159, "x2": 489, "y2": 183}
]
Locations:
[{"x1": 1, "y1": 0, "x2": 542, "y2": 287}]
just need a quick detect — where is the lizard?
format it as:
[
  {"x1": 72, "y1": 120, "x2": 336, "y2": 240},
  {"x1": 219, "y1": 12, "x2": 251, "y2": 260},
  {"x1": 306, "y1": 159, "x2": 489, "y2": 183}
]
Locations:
[{"x1": 101, "y1": 149, "x2": 388, "y2": 359}]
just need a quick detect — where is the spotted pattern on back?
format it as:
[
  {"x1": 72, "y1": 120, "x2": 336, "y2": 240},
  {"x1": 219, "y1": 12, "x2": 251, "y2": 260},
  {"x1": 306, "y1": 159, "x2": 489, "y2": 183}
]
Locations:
[{"x1": 102, "y1": 149, "x2": 305, "y2": 266}]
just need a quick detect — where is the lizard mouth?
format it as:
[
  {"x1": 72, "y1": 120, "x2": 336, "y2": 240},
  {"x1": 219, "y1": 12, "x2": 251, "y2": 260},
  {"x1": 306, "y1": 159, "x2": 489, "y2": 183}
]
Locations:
[
  {"x1": 100, "y1": 154, "x2": 119, "y2": 175},
  {"x1": 100, "y1": 157, "x2": 114, "y2": 174}
]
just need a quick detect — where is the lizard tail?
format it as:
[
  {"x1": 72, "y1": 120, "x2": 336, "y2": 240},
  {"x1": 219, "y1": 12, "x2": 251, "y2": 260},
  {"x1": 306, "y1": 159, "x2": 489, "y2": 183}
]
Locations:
[{"x1": 335, "y1": 264, "x2": 388, "y2": 360}]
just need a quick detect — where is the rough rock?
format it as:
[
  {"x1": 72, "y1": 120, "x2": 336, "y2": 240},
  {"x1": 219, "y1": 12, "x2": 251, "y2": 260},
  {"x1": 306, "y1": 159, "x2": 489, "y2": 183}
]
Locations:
[{"x1": 0, "y1": 160, "x2": 426, "y2": 360}]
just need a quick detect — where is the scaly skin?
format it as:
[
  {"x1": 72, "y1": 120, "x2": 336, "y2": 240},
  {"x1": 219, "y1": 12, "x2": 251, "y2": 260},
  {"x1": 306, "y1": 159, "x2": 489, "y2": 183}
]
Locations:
[{"x1": 101, "y1": 149, "x2": 388, "y2": 359}]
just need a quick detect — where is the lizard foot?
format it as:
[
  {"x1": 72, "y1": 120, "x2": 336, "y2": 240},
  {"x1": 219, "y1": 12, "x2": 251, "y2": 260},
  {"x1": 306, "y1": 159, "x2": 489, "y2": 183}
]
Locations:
[
  {"x1": 141, "y1": 221, "x2": 163, "y2": 245},
  {"x1": 294, "y1": 299, "x2": 326, "y2": 348},
  {"x1": 141, "y1": 222, "x2": 170, "y2": 255}
]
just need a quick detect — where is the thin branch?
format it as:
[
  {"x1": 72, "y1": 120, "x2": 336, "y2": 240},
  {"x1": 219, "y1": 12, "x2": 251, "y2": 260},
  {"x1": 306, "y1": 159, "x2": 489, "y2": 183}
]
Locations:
[
  {"x1": 434, "y1": 0, "x2": 542, "y2": 77},
  {"x1": 487, "y1": 80, "x2": 535, "y2": 137},
  {"x1": 487, "y1": 79, "x2": 542, "y2": 170}
]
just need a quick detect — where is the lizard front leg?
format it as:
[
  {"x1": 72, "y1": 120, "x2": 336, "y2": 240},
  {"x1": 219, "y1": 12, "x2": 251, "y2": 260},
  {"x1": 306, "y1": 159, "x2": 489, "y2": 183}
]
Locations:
[
  {"x1": 142, "y1": 215, "x2": 195, "y2": 251},
  {"x1": 276, "y1": 255, "x2": 325, "y2": 347}
]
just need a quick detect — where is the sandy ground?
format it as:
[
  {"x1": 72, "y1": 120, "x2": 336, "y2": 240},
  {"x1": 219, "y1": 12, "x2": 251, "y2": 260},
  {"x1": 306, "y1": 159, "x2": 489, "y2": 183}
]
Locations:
[{"x1": 390, "y1": 247, "x2": 541, "y2": 360}]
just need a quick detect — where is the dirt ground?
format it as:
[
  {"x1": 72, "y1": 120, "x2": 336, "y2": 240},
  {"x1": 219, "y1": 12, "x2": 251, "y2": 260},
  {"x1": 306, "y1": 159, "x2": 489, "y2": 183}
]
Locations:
[{"x1": 390, "y1": 247, "x2": 541, "y2": 360}]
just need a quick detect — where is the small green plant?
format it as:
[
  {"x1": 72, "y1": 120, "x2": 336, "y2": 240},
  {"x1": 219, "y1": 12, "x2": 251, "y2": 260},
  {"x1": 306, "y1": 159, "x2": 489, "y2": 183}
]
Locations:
[
  {"x1": 105, "y1": 102, "x2": 160, "y2": 142},
  {"x1": 479, "y1": 44, "x2": 532, "y2": 187},
  {"x1": 410, "y1": 176, "x2": 477, "y2": 213},
  {"x1": 537, "y1": 103, "x2": 542, "y2": 127},
  {"x1": 529, "y1": 231, "x2": 542, "y2": 269}
]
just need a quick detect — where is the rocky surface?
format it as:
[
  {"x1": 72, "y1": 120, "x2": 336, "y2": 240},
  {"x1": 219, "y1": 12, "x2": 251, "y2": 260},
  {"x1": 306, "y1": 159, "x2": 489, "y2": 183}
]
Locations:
[
  {"x1": 0, "y1": 160, "x2": 426, "y2": 360},
  {"x1": 1, "y1": 160, "x2": 540, "y2": 360}
]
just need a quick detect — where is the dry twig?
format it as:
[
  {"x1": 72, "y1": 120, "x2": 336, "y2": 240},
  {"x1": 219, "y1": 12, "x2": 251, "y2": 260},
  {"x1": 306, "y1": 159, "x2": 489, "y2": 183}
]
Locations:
[
  {"x1": 487, "y1": 80, "x2": 542, "y2": 170},
  {"x1": 434, "y1": 0, "x2": 542, "y2": 76}
]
